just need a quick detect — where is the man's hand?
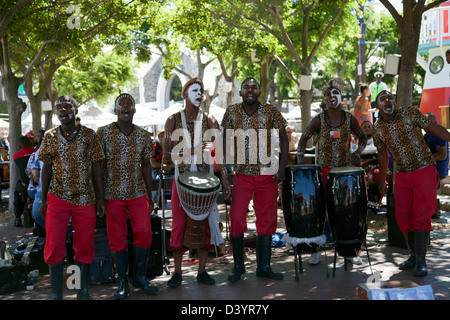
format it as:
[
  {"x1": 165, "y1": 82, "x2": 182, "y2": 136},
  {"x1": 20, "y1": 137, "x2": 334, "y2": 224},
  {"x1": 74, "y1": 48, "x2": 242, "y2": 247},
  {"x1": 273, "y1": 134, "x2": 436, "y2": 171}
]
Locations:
[
  {"x1": 379, "y1": 180, "x2": 389, "y2": 197},
  {"x1": 96, "y1": 198, "x2": 106, "y2": 218}
]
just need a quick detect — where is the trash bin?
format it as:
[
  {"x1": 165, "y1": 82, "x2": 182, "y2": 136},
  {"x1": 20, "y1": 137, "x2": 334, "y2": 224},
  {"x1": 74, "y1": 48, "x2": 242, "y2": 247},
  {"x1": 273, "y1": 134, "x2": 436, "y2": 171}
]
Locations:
[{"x1": 386, "y1": 193, "x2": 406, "y2": 248}]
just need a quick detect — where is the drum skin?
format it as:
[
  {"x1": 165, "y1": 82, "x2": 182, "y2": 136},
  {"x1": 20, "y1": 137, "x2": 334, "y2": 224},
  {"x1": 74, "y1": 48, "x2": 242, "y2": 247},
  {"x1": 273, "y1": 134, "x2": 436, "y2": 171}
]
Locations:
[
  {"x1": 282, "y1": 165, "x2": 326, "y2": 253},
  {"x1": 177, "y1": 171, "x2": 221, "y2": 218},
  {"x1": 326, "y1": 167, "x2": 368, "y2": 257}
]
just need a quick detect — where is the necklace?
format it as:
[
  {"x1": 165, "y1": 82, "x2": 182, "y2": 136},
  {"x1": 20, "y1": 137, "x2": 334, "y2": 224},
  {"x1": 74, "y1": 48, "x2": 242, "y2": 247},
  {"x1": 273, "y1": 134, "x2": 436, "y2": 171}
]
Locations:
[{"x1": 62, "y1": 126, "x2": 79, "y2": 138}]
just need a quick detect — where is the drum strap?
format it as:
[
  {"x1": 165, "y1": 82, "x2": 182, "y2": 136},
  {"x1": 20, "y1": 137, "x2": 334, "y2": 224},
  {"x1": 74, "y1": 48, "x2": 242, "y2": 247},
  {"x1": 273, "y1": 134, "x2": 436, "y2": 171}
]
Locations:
[{"x1": 174, "y1": 110, "x2": 224, "y2": 248}]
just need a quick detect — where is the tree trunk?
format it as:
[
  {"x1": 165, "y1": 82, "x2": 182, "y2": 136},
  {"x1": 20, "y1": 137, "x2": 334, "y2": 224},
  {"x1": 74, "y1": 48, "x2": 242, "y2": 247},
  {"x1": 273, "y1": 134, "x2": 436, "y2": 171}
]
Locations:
[
  {"x1": 1, "y1": 35, "x2": 27, "y2": 212},
  {"x1": 3, "y1": 73, "x2": 26, "y2": 213},
  {"x1": 300, "y1": 88, "x2": 314, "y2": 147},
  {"x1": 396, "y1": 17, "x2": 421, "y2": 108},
  {"x1": 259, "y1": 58, "x2": 271, "y2": 104}
]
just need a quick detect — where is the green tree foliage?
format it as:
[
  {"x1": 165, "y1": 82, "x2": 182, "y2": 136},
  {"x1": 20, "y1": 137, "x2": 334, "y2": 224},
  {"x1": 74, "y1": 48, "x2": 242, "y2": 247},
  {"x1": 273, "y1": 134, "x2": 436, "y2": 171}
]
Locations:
[{"x1": 54, "y1": 51, "x2": 139, "y2": 107}]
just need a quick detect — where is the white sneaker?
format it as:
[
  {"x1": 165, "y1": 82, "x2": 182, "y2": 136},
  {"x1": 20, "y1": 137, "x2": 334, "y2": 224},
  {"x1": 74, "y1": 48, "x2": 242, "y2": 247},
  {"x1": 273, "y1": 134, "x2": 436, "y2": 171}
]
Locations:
[
  {"x1": 308, "y1": 252, "x2": 321, "y2": 265},
  {"x1": 346, "y1": 256, "x2": 362, "y2": 265}
]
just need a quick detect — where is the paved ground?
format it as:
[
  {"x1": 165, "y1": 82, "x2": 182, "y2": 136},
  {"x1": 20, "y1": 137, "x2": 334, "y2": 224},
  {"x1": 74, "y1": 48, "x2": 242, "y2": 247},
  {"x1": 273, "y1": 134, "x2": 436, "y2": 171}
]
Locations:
[{"x1": 1, "y1": 201, "x2": 449, "y2": 306}]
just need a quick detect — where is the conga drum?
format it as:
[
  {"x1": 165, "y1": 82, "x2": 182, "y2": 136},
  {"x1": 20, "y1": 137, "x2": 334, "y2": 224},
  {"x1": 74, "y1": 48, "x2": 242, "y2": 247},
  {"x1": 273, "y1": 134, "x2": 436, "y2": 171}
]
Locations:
[
  {"x1": 326, "y1": 167, "x2": 368, "y2": 257},
  {"x1": 177, "y1": 171, "x2": 221, "y2": 249},
  {"x1": 282, "y1": 164, "x2": 326, "y2": 254}
]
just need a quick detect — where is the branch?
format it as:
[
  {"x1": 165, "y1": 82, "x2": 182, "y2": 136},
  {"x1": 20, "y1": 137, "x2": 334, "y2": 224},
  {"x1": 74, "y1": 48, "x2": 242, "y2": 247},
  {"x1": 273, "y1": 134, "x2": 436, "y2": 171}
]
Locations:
[
  {"x1": 271, "y1": 5, "x2": 305, "y2": 71},
  {"x1": 306, "y1": 0, "x2": 350, "y2": 67},
  {"x1": 378, "y1": 0, "x2": 403, "y2": 27},
  {"x1": 0, "y1": 0, "x2": 34, "y2": 38},
  {"x1": 270, "y1": 53, "x2": 299, "y2": 85},
  {"x1": 423, "y1": 0, "x2": 447, "y2": 11},
  {"x1": 20, "y1": 39, "x2": 57, "y2": 82}
]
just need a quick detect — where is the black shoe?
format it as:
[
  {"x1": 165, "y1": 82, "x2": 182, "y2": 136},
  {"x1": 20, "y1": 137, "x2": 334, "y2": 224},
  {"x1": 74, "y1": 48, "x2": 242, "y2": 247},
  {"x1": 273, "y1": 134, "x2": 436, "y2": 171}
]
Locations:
[
  {"x1": 197, "y1": 271, "x2": 215, "y2": 285},
  {"x1": 256, "y1": 235, "x2": 283, "y2": 280},
  {"x1": 414, "y1": 231, "x2": 429, "y2": 277},
  {"x1": 228, "y1": 235, "x2": 245, "y2": 283},
  {"x1": 167, "y1": 273, "x2": 182, "y2": 288},
  {"x1": 112, "y1": 251, "x2": 130, "y2": 300},
  {"x1": 399, "y1": 232, "x2": 415, "y2": 270},
  {"x1": 132, "y1": 247, "x2": 159, "y2": 294},
  {"x1": 75, "y1": 262, "x2": 93, "y2": 300},
  {"x1": 49, "y1": 263, "x2": 63, "y2": 300},
  {"x1": 14, "y1": 218, "x2": 22, "y2": 227}
]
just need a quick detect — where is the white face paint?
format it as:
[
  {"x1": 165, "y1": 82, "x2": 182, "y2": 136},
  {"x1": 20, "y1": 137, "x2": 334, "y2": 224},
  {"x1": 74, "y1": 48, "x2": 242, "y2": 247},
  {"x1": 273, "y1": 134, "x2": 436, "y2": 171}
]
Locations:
[
  {"x1": 187, "y1": 83, "x2": 203, "y2": 108},
  {"x1": 326, "y1": 88, "x2": 342, "y2": 109}
]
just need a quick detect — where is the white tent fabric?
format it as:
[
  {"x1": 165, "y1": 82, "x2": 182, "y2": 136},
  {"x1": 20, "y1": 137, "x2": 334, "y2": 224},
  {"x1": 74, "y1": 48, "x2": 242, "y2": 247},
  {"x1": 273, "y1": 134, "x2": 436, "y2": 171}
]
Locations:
[
  {"x1": 282, "y1": 102, "x2": 323, "y2": 120},
  {"x1": 133, "y1": 105, "x2": 161, "y2": 127},
  {"x1": 0, "y1": 119, "x2": 10, "y2": 130},
  {"x1": 76, "y1": 105, "x2": 117, "y2": 130}
]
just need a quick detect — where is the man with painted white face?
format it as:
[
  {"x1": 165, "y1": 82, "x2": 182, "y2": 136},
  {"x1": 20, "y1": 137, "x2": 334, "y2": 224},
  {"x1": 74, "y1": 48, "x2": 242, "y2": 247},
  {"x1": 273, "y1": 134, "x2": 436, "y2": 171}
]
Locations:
[
  {"x1": 97, "y1": 93, "x2": 158, "y2": 298},
  {"x1": 163, "y1": 78, "x2": 231, "y2": 288},
  {"x1": 38, "y1": 96, "x2": 105, "y2": 300},
  {"x1": 297, "y1": 78, "x2": 367, "y2": 266},
  {"x1": 373, "y1": 90, "x2": 450, "y2": 277},
  {"x1": 222, "y1": 77, "x2": 289, "y2": 282}
]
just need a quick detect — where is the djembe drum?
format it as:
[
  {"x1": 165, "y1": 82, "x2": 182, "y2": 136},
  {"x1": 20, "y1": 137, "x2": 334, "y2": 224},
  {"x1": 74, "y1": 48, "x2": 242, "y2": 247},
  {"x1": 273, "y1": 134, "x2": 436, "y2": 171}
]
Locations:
[
  {"x1": 177, "y1": 171, "x2": 221, "y2": 249},
  {"x1": 326, "y1": 167, "x2": 368, "y2": 257}
]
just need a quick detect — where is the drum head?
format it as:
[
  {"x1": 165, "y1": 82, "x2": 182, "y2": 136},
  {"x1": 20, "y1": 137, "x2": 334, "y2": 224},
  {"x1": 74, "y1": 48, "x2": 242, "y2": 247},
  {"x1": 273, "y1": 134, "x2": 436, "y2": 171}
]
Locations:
[{"x1": 178, "y1": 171, "x2": 221, "y2": 193}]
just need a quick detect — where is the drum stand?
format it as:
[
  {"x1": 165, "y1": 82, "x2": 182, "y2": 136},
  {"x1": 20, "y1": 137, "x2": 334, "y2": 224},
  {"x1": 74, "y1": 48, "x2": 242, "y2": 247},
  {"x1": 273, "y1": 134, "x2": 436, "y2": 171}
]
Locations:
[
  {"x1": 293, "y1": 244, "x2": 330, "y2": 282},
  {"x1": 331, "y1": 225, "x2": 373, "y2": 278},
  {"x1": 155, "y1": 171, "x2": 171, "y2": 276},
  {"x1": 293, "y1": 245, "x2": 302, "y2": 281}
]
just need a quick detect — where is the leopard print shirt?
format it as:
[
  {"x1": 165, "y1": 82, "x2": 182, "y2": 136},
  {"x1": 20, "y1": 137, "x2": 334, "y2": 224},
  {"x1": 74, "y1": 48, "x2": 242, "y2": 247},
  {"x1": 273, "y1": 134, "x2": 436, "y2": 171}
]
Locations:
[
  {"x1": 373, "y1": 106, "x2": 435, "y2": 173},
  {"x1": 173, "y1": 111, "x2": 210, "y2": 174},
  {"x1": 97, "y1": 123, "x2": 153, "y2": 200},
  {"x1": 221, "y1": 102, "x2": 287, "y2": 175},
  {"x1": 316, "y1": 110, "x2": 353, "y2": 168},
  {"x1": 38, "y1": 125, "x2": 104, "y2": 206}
]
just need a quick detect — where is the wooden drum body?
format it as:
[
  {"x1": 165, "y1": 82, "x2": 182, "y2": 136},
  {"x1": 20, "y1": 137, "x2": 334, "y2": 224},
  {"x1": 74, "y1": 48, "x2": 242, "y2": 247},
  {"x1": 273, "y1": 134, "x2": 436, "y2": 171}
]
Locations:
[
  {"x1": 282, "y1": 165, "x2": 326, "y2": 253},
  {"x1": 326, "y1": 167, "x2": 368, "y2": 257}
]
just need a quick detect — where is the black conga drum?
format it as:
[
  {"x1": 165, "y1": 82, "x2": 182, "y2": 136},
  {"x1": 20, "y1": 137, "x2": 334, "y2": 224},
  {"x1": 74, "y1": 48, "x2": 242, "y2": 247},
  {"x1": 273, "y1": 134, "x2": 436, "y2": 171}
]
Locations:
[
  {"x1": 326, "y1": 167, "x2": 368, "y2": 257},
  {"x1": 282, "y1": 164, "x2": 326, "y2": 254}
]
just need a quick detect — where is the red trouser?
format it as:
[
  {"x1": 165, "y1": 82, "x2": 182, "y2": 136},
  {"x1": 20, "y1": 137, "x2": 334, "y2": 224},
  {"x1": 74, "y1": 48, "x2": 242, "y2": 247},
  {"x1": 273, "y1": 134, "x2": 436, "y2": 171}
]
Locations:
[
  {"x1": 105, "y1": 196, "x2": 152, "y2": 252},
  {"x1": 44, "y1": 193, "x2": 96, "y2": 265},
  {"x1": 169, "y1": 179, "x2": 212, "y2": 252},
  {"x1": 394, "y1": 165, "x2": 439, "y2": 233},
  {"x1": 229, "y1": 174, "x2": 278, "y2": 237},
  {"x1": 321, "y1": 167, "x2": 332, "y2": 197}
]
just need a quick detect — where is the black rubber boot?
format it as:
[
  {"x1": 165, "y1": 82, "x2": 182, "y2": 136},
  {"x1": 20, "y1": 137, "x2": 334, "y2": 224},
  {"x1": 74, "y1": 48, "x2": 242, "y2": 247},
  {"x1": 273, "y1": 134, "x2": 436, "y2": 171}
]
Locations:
[
  {"x1": 76, "y1": 261, "x2": 92, "y2": 300},
  {"x1": 256, "y1": 235, "x2": 283, "y2": 280},
  {"x1": 49, "y1": 263, "x2": 63, "y2": 300},
  {"x1": 228, "y1": 235, "x2": 245, "y2": 282},
  {"x1": 399, "y1": 232, "x2": 416, "y2": 270},
  {"x1": 414, "y1": 231, "x2": 429, "y2": 277},
  {"x1": 132, "y1": 247, "x2": 159, "y2": 294},
  {"x1": 112, "y1": 250, "x2": 130, "y2": 299}
]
